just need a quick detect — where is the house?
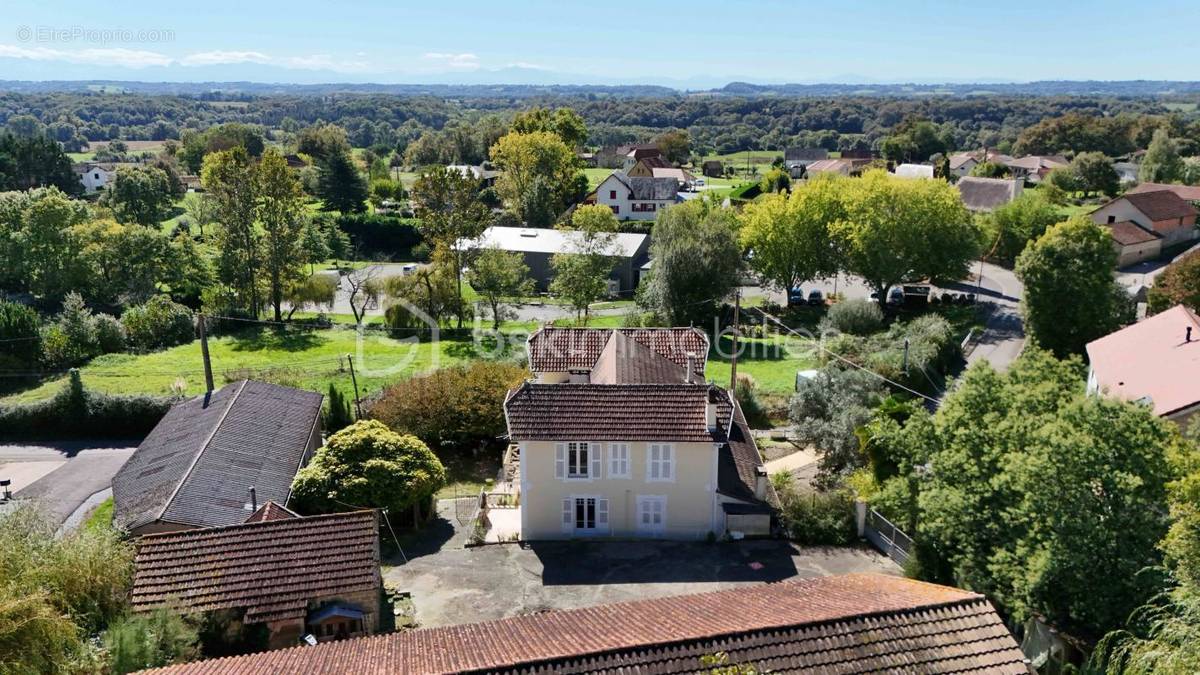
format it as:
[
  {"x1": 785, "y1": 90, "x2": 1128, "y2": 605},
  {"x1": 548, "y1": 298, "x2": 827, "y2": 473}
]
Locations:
[
  {"x1": 1127, "y1": 181, "x2": 1200, "y2": 203},
  {"x1": 129, "y1": 508, "x2": 381, "y2": 650},
  {"x1": 526, "y1": 327, "x2": 709, "y2": 384},
  {"x1": 783, "y1": 147, "x2": 829, "y2": 177},
  {"x1": 956, "y1": 176, "x2": 1023, "y2": 212},
  {"x1": 701, "y1": 159, "x2": 724, "y2": 177},
  {"x1": 947, "y1": 152, "x2": 979, "y2": 177},
  {"x1": 804, "y1": 158, "x2": 856, "y2": 177},
  {"x1": 1086, "y1": 305, "x2": 1200, "y2": 426},
  {"x1": 141, "y1": 573, "x2": 1030, "y2": 675},
  {"x1": 893, "y1": 163, "x2": 935, "y2": 179},
  {"x1": 468, "y1": 225, "x2": 651, "y2": 294},
  {"x1": 447, "y1": 163, "x2": 500, "y2": 188},
  {"x1": 1092, "y1": 189, "x2": 1198, "y2": 248},
  {"x1": 506, "y1": 325, "x2": 777, "y2": 541},
  {"x1": 625, "y1": 155, "x2": 671, "y2": 176},
  {"x1": 74, "y1": 162, "x2": 117, "y2": 193},
  {"x1": 179, "y1": 174, "x2": 203, "y2": 192},
  {"x1": 112, "y1": 380, "x2": 324, "y2": 536},
  {"x1": 621, "y1": 144, "x2": 662, "y2": 171},
  {"x1": 282, "y1": 154, "x2": 308, "y2": 169},
  {"x1": 1114, "y1": 161, "x2": 1140, "y2": 183},
  {"x1": 588, "y1": 170, "x2": 679, "y2": 221},
  {"x1": 1005, "y1": 155, "x2": 1068, "y2": 184},
  {"x1": 1108, "y1": 219, "x2": 1163, "y2": 267}
]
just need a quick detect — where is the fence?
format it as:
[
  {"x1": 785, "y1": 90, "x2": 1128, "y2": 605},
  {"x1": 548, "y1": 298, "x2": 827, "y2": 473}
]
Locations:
[{"x1": 863, "y1": 508, "x2": 913, "y2": 567}]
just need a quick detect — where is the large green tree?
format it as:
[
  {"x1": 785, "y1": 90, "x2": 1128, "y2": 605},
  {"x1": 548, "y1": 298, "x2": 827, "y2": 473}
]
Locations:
[
  {"x1": 0, "y1": 186, "x2": 89, "y2": 302},
  {"x1": 469, "y1": 247, "x2": 534, "y2": 330},
  {"x1": 1148, "y1": 253, "x2": 1200, "y2": 316},
  {"x1": 0, "y1": 133, "x2": 82, "y2": 195},
  {"x1": 1140, "y1": 128, "x2": 1185, "y2": 184},
  {"x1": 489, "y1": 130, "x2": 584, "y2": 227},
  {"x1": 315, "y1": 149, "x2": 368, "y2": 213},
  {"x1": 1071, "y1": 151, "x2": 1120, "y2": 197},
  {"x1": 549, "y1": 204, "x2": 620, "y2": 323},
  {"x1": 410, "y1": 166, "x2": 490, "y2": 328},
  {"x1": 510, "y1": 107, "x2": 588, "y2": 149},
  {"x1": 640, "y1": 198, "x2": 743, "y2": 326},
  {"x1": 202, "y1": 147, "x2": 262, "y2": 315},
  {"x1": 979, "y1": 190, "x2": 1062, "y2": 263},
  {"x1": 740, "y1": 178, "x2": 842, "y2": 304},
  {"x1": 1015, "y1": 216, "x2": 1133, "y2": 357},
  {"x1": 256, "y1": 149, "x2": 306, "y2": 322},
  {"x1": 103, "y1": 165, "x2": 175, "y2": 226}
]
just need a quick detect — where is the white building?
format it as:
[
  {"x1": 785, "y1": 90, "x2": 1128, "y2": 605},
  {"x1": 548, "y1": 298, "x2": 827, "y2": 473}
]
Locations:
[
  {"x1": 893, "y1": 163, "x2": 934, "y2": 179},
  {"x1": 75, "y1": 162, "x2": 117, "y2": 193},
  {"x1": 590, "y1": 171, "x2": 680, "y2": 221}
]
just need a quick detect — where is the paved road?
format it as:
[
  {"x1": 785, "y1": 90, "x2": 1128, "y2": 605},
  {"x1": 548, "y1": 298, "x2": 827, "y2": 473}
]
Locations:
[
  {"x1": 959, "y1": 262, "x2": 1026, "y2": 372},
  {"x1": 0, "y1": 442, "x2": 136, "y2": 525}
]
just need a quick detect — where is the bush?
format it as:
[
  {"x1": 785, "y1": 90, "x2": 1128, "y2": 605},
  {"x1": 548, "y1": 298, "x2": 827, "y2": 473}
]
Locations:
[
  {"x1": 823, "y1": 314, "x2": 959, "y2": 391},
  {"x1": 368, "y1": 361, "x2": 527, "y2": 451},
  {"x1": 40, "y1": 292, "x2": 101, "y2": 369},
  {"x1": 0, "y1": 300, "x2": 41, "y2": 370},
  {"x1": 323, "y1": 382, "x2": 354, "y2": 433},
  {"x1": 733, "y1": 374, "x2": 770, "y2": 428},
  {"x1": 104, "y1": 607, "x2": 199, "y2": 674},
  {"x1": 776, "y1": 480, "x2": 856, "y2": 545},
  {"x1": 822, "y1": 299, "x2": 884, "y2": 335},
  {"x1": 335, "y1": 213, "x2": 423, "y2": 259},
  {"x1": 94, "y1": 313, "x2": 128, "y2": 354},
  {"x1": 0, "y1": 370, "x2": 174, "y2": 438},
  {"x1": 122, "y1": 296, "x2": 195, "y2": 351}
]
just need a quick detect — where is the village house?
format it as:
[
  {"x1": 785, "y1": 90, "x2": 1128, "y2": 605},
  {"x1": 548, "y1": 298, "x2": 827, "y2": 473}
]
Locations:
[
  {"x1": 621, "y1": 144, "x2": 663, "y2": 171},
  {"x1": 956, "y1": 176, "x2": 1023, "y2": 212},
  {"x1": 1086, "y1": 305, "x2": 1200, "y2": 427},
  {"x1": 505, "y1": 326, "x2": 777, "y2": 541},
  {"x1": 588, "y1": 170, "x2": 680, "y2": 221},
  {"x1": 804, "y1": 158, "x2": 858, "y2": 177},
  {"x1": 142, "y1": 573, "x2": 1030, "y2": 674},
  {"x1": 701, "y1": 159, "x2": 724, "y2": 177},
  {"x1": 1005, "y1": 155, "x2": 1068, "y2": 184},
  {"x1": 1127, "y1": 181, "x2": 1200, "y2": 203},
  {"x1": 112, "y1": 380, "x2": 323, "y2": 536},
  {"x1": 783, "y1": 147, "x2": 829, "y2": 177},
  {"x1": 947, "y1": 150, "x2": 1015, "y2": 178},
  {"x1": 625, "y1": 155, "x2": 671, "y2": 176},
  {"x1": 468, "y1": 225, "x2": 650, "y2": 294},
  {"x1": 73, "y1": 162, "x2": 118, "y2": 193},
  {"x1": 1092, "y1": 189, "x2": 1198, "y2": 252},
  {"x1": 129, "y1": 508, "x2": 382, "y2": 651},
  {"x1": 447, "y1": 163, "x2": 500, "y2": 188}
]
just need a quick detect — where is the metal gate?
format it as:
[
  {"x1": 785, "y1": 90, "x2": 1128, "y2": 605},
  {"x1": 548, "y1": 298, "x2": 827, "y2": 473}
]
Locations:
[{"x1": 865, "y1": 509, "x2": 913, "y2": 567}]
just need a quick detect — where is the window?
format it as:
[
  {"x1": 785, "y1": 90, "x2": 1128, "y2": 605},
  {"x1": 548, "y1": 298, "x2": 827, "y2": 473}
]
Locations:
[
  {"x1": 631, "y1": 202, "x2": 658, "y2": 213},
  {"x1": 609, "y1": 443, "x2": 630, "y2": 478},
  {"x1": 1107, "y1": 215, "x2": 1116, "y2": 224},
  {"x1": 93, "y1": 172, "x2": 100, "y2": 180},
  {"x1": 609, "y1": 190, "x2": 616, "y2": 199},
  {"x1": 636, "y1": 495, "x2": 666, "y2": 535},
  {"x1": 562, "y1": 496, "x2": 609, "y2": 533},
  {"x1": 647, "y1": 443, "x2": 674, "y2": 482},
  {"x1": 610, "y1": 205, "x2": 619, "y2": 214},
  {"x1": 555, "y1": 442, "x2": 601, "y2": 480}
]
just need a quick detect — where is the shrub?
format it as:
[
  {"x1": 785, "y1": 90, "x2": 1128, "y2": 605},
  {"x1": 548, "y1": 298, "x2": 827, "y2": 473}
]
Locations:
[
  {"x1": 335, "y1": 214, "x2": 423, "y2": 259},
  {"x1": 41, "y1": 292, "x2": 101, "y2": 369},
  {"x1": 323, "y1": 382, "x2": 354, "y2": 434},
  {"x1": 93, "y1": 313, "x2": 127, "y2": 354},
  {"x1": 122, "y1": 296, "x2": 195, "y2": 351},
  {"x1": 733, "y1": 374, "x2": 770, "y2": 428},
  {"x1": 0, "y1": 300, "x2": 41, "y2": 369},
  {"x1": 777, "y1": 482, "x2": 856, "y2": 545},
  {"x1": 104, "y1": 607, "x2": 199, "y2": 674},
  {"x1": 0, "y1": 370, "x2": 174, "y2": 438},
  {"x1": 822, "y1": 298, "x2": 883, "y2": 335},
  {"x1": 368, "y1": 361, "x2": 527, "y2": 451}
]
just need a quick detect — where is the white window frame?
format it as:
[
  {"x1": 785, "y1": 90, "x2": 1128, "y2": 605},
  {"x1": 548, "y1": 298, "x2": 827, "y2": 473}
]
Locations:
[
  {"x1": 635, "y1": 495, "x2": 667, "y2": 536},
  {"x1": 562, "y1": 494, "x2": 609, "y2": 534},
  {"x1": 556, "y1": 441, "x2": 602, "y2": 481},
  {"x1": 608, "y1": 443, "x2": 631, "y2": 479},
  {"x1": 646, "y1": 443, "x2": 675, "y2": 483}
]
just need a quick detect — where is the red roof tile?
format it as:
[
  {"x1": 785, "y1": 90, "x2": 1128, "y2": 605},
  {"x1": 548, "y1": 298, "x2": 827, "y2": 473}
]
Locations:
[
  {"x1": 138, "y1": 574, "x2": 1029, "y2": 675},
  {"x1": 131, "y1": 511, "x2": 380, "y2": 624},
  {"x1": 1109, "y1": 220, "x2": 1161, "y2": 246},
  {"x1": 1086, "y1": 305, "x2": 1200, "y2": 416},
  {"x1": 504, "y1": 382, "x2": 724, "y2": 442},
  {"x1": 1116, "y1": 189, "x2": 1196, "y2": 222},
  {"x1": 527, "y1": 327, "x2": 708, "y2": 379},
  {"x1": 242, "y1": 501, "x2": 299, "y2": 523}
]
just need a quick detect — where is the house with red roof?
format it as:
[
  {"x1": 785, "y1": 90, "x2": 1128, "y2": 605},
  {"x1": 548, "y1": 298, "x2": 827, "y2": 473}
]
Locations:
[{"x1": 1092, "y1": 190, "x2": 1198, "y2": 264}]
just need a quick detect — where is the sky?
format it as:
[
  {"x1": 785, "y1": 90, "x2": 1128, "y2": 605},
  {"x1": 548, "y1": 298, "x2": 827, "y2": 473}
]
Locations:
[{"x1": 1, "y1": 0, "x2": 1199, "y2": 87}]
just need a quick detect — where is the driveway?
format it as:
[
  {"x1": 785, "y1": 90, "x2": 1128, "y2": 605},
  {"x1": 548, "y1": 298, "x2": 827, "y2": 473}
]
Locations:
[
  {"x1": 0, "y1": 442, "x2": 136, "y2": 525},
  {"x1": 383, "y1": 500, "x2": 899, "y2": 628},
  {"x1": 957, "y1": 262, "x2": 1025, "y2": 372}
]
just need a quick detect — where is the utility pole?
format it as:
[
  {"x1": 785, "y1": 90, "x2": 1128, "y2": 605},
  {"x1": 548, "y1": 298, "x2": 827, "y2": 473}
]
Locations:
[
  {"x1": 902, "y1": 338, "x2": 910, "y2": 375},
  {"x1": 346, "y1": 353, "x2": 363, "y2": 419},
  {"x1": 730, "y1": 288, "x2": 740, "y2": 390},
  {"x1": 198, "y1": 313, "x2": 214, "y2": 397}
]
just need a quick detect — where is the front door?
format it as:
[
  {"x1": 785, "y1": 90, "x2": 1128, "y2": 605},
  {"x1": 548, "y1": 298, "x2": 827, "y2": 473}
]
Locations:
[{"x1": 636, "y1": 496, "x2": 666, "y2": 536}]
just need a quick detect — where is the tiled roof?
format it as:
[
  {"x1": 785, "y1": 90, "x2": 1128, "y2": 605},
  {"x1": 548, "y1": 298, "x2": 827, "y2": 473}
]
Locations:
[
  {"x1": 1109, "y1": 220, "x2": 1161, "y2": 246},
  {"x1": 112, "y1": 380, "x2": 323, "y2": 532},
  {"x1": 1086, "y1": 305, "x2": 1200, "y2": 416},
  {"x1": 527, "y1": 327, "x2": 708, "y2": 378},
  {"x1": 622, "y1": 173, "x2": 679, "y2": 200},
  {"x1": 243, "y1": 501, "x2": 300, "y2": 523},
  {"x1": 1128, "y1": 182, "x2": 1200, "y2": 202},
  {"x1": 784, "y1": 147, "x2": 829, "y2": 162},
  {"x1": 590, "y1": 331, "x2": 688, "y2": 384},
  {"x1": 957, "y1": 176, "x2": 1021, "y2": 212},
  {"x1": 505, "y1": 382, "x2": 725, "y2": 442},
  {"x1": 138, "y1": 574, "x2": 1028, "y2": 675},
  {"x1": 718, "y1": 391, "x2": 778, "y2": 507},
  {"x1": 130, "y1": 510, "x2": 380, "y2": 624},
  {"x1": 806, "y1": 158, "x2": 853, "y2": 174},
  {"x1": 1118, "y1": 189, "x2": 1197, "y2": 222}
]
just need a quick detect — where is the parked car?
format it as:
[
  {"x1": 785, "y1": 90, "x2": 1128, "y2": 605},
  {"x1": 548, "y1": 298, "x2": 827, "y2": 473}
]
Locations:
[
  {"x1": 807, "y1": 289, "x2": 825, "y2": 306},
  {"x1": 788, "y1": 288, "x2": 805, "y2": 305},
  {"x1": 888, "y1": 287, "x2": 905, "y2": 305}
]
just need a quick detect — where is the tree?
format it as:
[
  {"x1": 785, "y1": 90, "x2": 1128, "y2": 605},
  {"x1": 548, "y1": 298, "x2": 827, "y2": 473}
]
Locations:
[
  {"x1": 343, "y1": 264, "x2": 382, "y2": 325},
  {"x1": 290, "y1": 420, "x2": 447, "y2": 526},
  {"x1": 979, "y1": 191, "x2": 1062, "y2": 263},
  {"x1": 1141, "y1": 128, "x2": 1185, "y2": 184},
  {"x1": 1015, "y1": 216, "x2": 1133, "y2": 357},
  {"x1": 914, "y1": 350, "x2": 1179, "y2": 641},
  {"x1": 202, "y1": 147, "x2": 262, "y2": 315},
  {"x1": 71, "y1": 218, "x2": 174, "y2": 307},
  {"x1": 316, "y1": 150, "x2": 368, "y2": 213},
  {"x1": 0, "y1": 133, "x2": 82, "y2": 195},
  {"x1": 284, "y1": 273, "x2": 337, "y2": 320},
  {"x1": 103, "y1": 608, "x2": 199, "y2": 674},
  {"x1": 181, "y1": 192, "x2": 217, "y2": 239},
  {"x1": 256, "y1": 149, "x2": 306, "y2": 322},
  {"x1": 758, "y1": 166, "x2": 791, "y2": 194},
  {"x1": 968, "y1": 161, "x2": 1009, "y2": 178},
  {"x1": 878, "y1": 118, "x2": 948, "y2": 163},
  {"x1": 0, "y1": 187, "x2": 89, "y2": 302},
  {"x1": 655, "y1": 130, "x2": 691, "y2": 166},
  {"x1": 740, "y1": 180, "x2": 842, "y2": 305},
  {"x1": 410, "y1": 167, "x2": 490, "y2": 328},
  {"x1": 298, "y1": 217, "x2": 332, "y2": 275},
  {"x1": 102, "y1": 166, "x2": 174, "y2": 226},
  {"x1": 296, "y1": 123, "x2": 351, "y2": 162},
  {"x1": 831, "y1": 170, "x2": 978, "y2": 308},
  {"x1": 323, "y1": 383, "x2": 354, "y2": 434},
  {"x1": 383, "y1": 263, "x2": 461, "y2": 328},
  {"x1": 1046, "y1": 166, "x2": 1083, "y2": 194},
  {"x1": 489, "y1": 130, "x2": 582, "y2": 227},
  {"x1": 549, "y1": 204, "x2": 620, "y2": 323},
  {"x1": 469, "y1": 247, "x2": 534, "y2": 330},
  {"x1": 789, "y1": 366, "x2": 887, "y2": 488},
  {"x1": 1071, "y1": 151, "x2": 1120, "y2": 197},
  {"x1": 511, "y1": 107, "x2": 588, "y2": 149},
  {"x1": 640, "y1": 198, "x2": 743, "y2": 326},
  {"x1": 1148, "y1": 253, "x2": 1200, "y2": 315},
  {"x1": 121, "y1": 295, "x2": 195, "y2": 351},
  {"x1": 0, "y1": 300, "x2": 41, "y2": 369}
]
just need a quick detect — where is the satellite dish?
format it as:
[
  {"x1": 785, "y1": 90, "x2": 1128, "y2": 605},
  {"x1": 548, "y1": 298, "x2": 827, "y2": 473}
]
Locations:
[{"x1": 303, "y1": 634, "x2": 318, "y2": 646}]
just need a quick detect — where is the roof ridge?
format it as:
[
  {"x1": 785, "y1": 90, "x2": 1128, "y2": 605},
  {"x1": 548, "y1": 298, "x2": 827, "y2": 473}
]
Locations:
[
  {"x1": 156, "y1": 380, "x2": 247, "y2": 524},
  {"x1": 140, "y1": 507, "x2": 376, "y2": 546}
]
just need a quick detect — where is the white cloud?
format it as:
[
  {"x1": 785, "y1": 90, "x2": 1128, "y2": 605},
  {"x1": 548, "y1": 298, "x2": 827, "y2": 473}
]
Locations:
[
  {"x1": 180, "y1": 50, "x2": 371, "y2": 73},
  {"x1": 179, "y1": 50, "x2": 271, "y2": 66},
  {"x1": 505, "y1": 61, "x2": 548, "y2": 70},
  {"x1": 421, "y1": 52, "x2": 480, "y2": 71},
  {"x1": 0, "y1": 43, "x2": 171, "y2": 68}
]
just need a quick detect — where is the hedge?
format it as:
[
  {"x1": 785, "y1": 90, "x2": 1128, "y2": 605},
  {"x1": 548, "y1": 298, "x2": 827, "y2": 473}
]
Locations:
[
  {"x1": 335, "y1": 214, "x2": 423, "y2": 259},
  {"x1": 0, "y1": 370, "x2": 174, "y2": 439}
]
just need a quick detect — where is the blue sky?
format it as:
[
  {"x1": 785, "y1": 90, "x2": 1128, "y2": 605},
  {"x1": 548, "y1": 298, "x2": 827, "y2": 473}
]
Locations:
[{"x1": 2, "y1": 0, "x2": 1198, "y2": 86}]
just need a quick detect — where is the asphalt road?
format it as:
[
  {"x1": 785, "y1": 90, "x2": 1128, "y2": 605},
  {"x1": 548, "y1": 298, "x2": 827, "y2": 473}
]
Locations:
[{"x1": 0, "y1": 442, "x2": 136, "y2": 525}]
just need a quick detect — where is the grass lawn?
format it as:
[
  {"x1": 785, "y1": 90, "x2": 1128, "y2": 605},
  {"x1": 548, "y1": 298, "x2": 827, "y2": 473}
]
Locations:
[
  {"x1": 3, "y1": 327, "x2": 519, "y2": 404},
  {"x1": 83, "y1": 497, "x2": 114, "y2": 533},
  {"x1": 584, "y1": 167, "x2": 613, "y2": 190},
  {"x1": 706, "y1": 333, "x2": 819, "y2": 395},
  {"x1": 434, "y1": 452, "x2": 501, "y2": 501}
]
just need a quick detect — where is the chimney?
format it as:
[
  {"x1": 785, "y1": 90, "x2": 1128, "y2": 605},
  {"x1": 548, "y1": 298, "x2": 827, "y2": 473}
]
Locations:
[
  {"x1": 1188, "y1": 326, "x2": 1193, "y2": 343},
  {"x1": 754, "y1": 466, "x2": 768, "y2": 500},
  {"x1": 685, "y1": 353, "x2": 696, "y2": 384},
  {"x1": 249, "y1": 486, "x2": 257, "y2": 513},
  {"x1": 705, "y1": 400, "x2": 717, "y2": 430}
]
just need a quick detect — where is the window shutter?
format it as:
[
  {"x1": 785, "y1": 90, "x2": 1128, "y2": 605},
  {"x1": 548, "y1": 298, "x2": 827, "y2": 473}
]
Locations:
[
  {"x1": 591, "y1": 443, "x2": 602, "y2": 478},
  {"x1": 561, "y1": 498, "x2": 572, "y2": 531},
  {"x1": 597, "y1": 498, "x2": 609, "y2": 528},
  {"x1": 555, "y1": 443, "x2": 566, "y2": 480},
  {"x1": 663, "y1": 445, "x2": 673, "y2": 480}
]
